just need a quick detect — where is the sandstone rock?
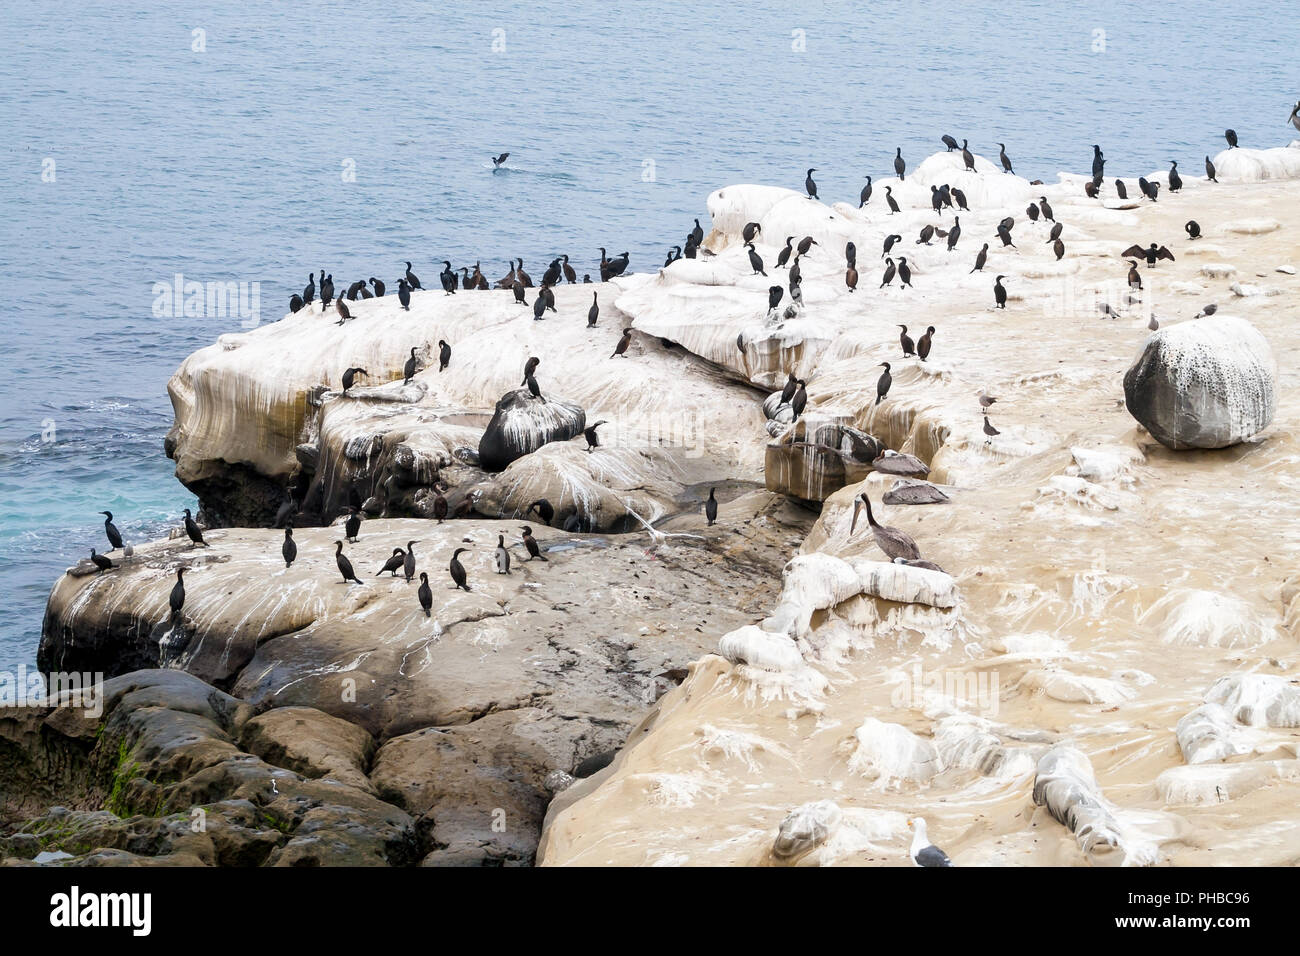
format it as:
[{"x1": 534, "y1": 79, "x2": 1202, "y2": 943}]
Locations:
[
  {"x1": 478, "y1": 388, "x2": 586, "y2": 472},
  {"x1": 1123, "y1": 316, "x2": 1276, "y2": 449}
]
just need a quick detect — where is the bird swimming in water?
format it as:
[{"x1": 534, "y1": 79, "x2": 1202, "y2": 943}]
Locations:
[
  {"x1": 1168, "y1": 161, "x2": 1182, "y2": 192},
  {"x1": 281, "y1": 527, "x2": 297, "y2": 569},
  {"x1": 982, "y1": 416, "x2": 1000, "y2": 444},
  {"x1": 894, "y1": 147, "x2": 905, "y2": 180},
  {"x1": 612, "y1": 328, "x2": 633, "y2": 358},
  {"x1": 898, "y1": 325, "x2": 915, "y2": 357},
  {"x1": 746, "y1": 242, "x2": 766, "y2": 276},
  {"x1": 520, "y1": 527, "x2": 547, "y2": 562},
  {"x1": 334, "y1": 541, "x2": 362, "y2": 584},
  {"x1": 998, "y1": 143, "x2": 1013, "y2": 174},
  {"x1": 377, "y1": 548, "x2": 405, "y2": 577},
  {"x1": 876, "y1": 362, "x2": 892, "y2": 405},
  {"x1": 495, "y1": 535, "x2": 512, "y2": 575},
  {"x1": 804, "y1": 168, "x2": 818, "y2": 199},
  {"x1": 169, "y1": 567, "x2": 186, "y2": 621},
  {"x1": 851, "y1": 491, "x2": 920, "y2": 561},
  {"x1": 341, "y1": 367, "x2": 367, "y2": 393},
  {"x1": 182, "y1": 508, "x2": 207, "y2": 547},
  {"x1": 90, "y1": 549, "x2": 113, "y2": 574},
  {"x1": 970, "y1": 243, "x2": 988, "y2": 273},
  {"x1": 100, "y1": 511, "x2": 124, "y2": 551},
  {"x1": 403, "y1": 541, "x2": 417, "y2": 583},
  {"x1": 859, "y1": 176, "x2": 873, "y2": 207},
  {"x1": 993, "y1": 275, "x2": 1007, "y2": 309},
  {"x1": 492, "y1": 152, "x2": 510, "y2": 167},
  {"x1": 908, "y1": 818, "x2": 952, "y2": 867},
  {"x1": 884, "y1": 186, "x2": 900, "y2": 214},
  {"x1": 397, "y1": 279, "x2": 411, "y2": 311},
  {"x1": 705, "y1": 488, "x2": 718, "y2": 526},
  {"x1": 583, "y1": 420, "x2": 607, "y2": 451},
  {"x1": 418, "y1": 572, "x2": 433, "y2": 616},
  {"x1": 438, "y1": 340, "x2": 451, "y2": 372},
  {"x1": 1224, "y1": 128, "x2": 1238, "y2": 148},
  {"x1": 1185, "y1": 220, "x2": 1201, "y2": 240},
  {"x1": 917, "y1": 326, "x2": 934, "y2": 361}
]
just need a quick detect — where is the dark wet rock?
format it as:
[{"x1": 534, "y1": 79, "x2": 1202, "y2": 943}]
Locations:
[{"x1": 477, "y1": 389, "x2": 586, "y2": 472}]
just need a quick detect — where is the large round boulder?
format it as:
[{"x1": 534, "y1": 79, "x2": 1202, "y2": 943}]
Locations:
[
  {"x1": 478, "y1": 388, "x2": 586, "y2": 472},
  {"x1": 1123, "y1": 316, "x2": 1275, "y2": 450}
]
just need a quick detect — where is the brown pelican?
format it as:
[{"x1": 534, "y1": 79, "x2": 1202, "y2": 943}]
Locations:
[
  {"x1": 850, "y1": 492, "x2": 921, "y2": 561},
  {"x1": 1291, "y1": 101, "x2": 1300, "y2": 134}
]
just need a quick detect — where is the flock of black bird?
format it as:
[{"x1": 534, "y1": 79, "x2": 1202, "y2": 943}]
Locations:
[{"x1": 83, "y1": 121, "x2": 1266, "y2": 623}]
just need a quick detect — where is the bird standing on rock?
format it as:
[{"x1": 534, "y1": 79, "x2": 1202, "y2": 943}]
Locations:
[
  {"x1": 521, "y1": 527, "x2": 547, "y2": 562},
  {"x1": 851, "y1": 491, "x2": 920, "y2": 561},
  {"x1": 169, "y1": 568, "x2": 186, "y2": 621},
  {"x1": 281, "y1": 528, "x2": 296, "y2": 569},
  {"x1": 334, "y1": 542, "x2": 362, "y2": 584},
  {"x1": 183, "y1": 508, "x2": 207, "y2": 547},
  {"x1": 705, "y1": 488, "x2": 718, "y2": 526},
  {"x1": 418, "y1": 572, "x2": 433, "y2": 616},
  {"x1": 876, "y1": 363, "x2": 892, "y2": 405},
  {"x1": 403, "y1": 347, "x2": 419, "y2": 384},
  {"x1": 495, "y1": 535, "x2": 512, "y2": 575},
  {"x1": 898, "y1": 325, "x2": 915, "y2": 357},
  {"x1": 439, "y1": 340, "x2": 451, "y2": 371},
  {"x1": 612, "y1": 328, "x2": 633, "y2": 358},
  {"x1": 100, "y1": 511, "x2": 124, "y2": 550},
  {"x1": 917, "y1": 326, "x2": 935, "y2": 361},
  {"x1": 450, "y1": 549, "x2": 471, "y2": 591},
  {"x1": 805, "y1": 168, "x2": 819, "y2": 199}
]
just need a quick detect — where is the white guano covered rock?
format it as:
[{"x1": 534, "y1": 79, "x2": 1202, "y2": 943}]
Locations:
[{"x1": 1123, "y1": 316, "x2": 1276, "y2": 450}]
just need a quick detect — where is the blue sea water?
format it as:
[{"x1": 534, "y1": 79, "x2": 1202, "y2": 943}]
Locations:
[{"x1": 0, "y1": 1, "x2": 1296, "y2": 673}]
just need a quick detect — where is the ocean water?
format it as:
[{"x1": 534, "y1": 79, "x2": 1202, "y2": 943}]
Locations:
[{"x1": 0, "y1": 0, "x2": 1295, "y2": 673}]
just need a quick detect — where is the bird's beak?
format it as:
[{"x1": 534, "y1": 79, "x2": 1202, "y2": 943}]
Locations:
[{"x1": 850, "y1": 498, "x2": 863, "y2": 535}]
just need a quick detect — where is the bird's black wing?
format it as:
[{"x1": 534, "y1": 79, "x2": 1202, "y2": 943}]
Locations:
[
  {"x1": 1120, "y1": 244, "x2": 1145, "y2": 259},
  {"x1": 1156, "y1": 246, "x2": 1176, "y2": 261},
  {"x1": 916, "y1": 845, "x2": 953, "y2": 867}
]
